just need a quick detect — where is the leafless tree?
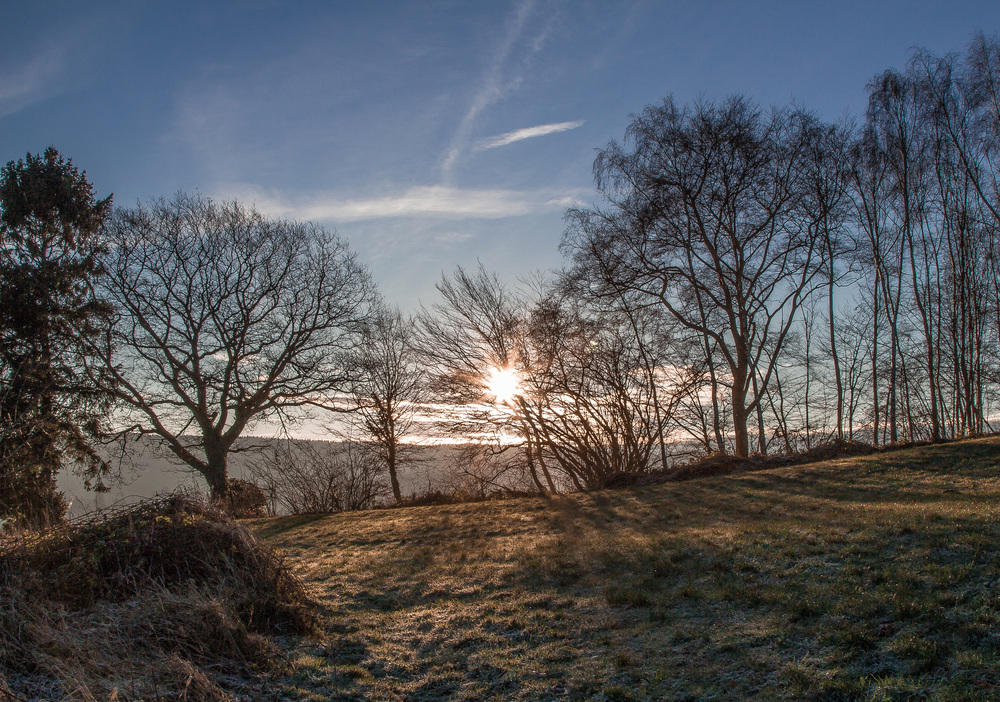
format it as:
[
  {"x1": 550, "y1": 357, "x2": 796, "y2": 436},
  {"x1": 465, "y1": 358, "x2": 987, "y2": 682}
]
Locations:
[
  {"x1": 916, "y1": 33, "x2": 1000, "y2": 230},
  {"x1": 911, "y1": 36, "x2": 1000, "y2": 435},
  {"x1": 564, "y1": 96, "x2": 826, "y2": 457},
  {"x1": 865, "y1": 68, "x2": 945, "y2": 442},
  {"x1": 797, "y1": 115, "x2": 856, "y2": 440},
  {"x1": 93, "y1": 194, "x2": 377, "y2": 503},
  {"x1": 843, "y1": 40, "x2": 1000, "y2": 444},
  {"x1": 414, "y1": 265, "x2": 546, "y2": 491},
  {"x1": 346, "y1": 307, "x2": 423, "y2": 504},
  {"x1": 517, "y1": 288, "x2": 690, "y2": 486},
  {"x1": 416, "y1": 265, "x2": 690, "y2": 491}
]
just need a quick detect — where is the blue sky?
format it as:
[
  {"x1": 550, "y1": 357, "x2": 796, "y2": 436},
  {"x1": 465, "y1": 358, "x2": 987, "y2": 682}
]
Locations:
[{"x1": 2, "y1": 1, "x2": 997, "y2": 308}]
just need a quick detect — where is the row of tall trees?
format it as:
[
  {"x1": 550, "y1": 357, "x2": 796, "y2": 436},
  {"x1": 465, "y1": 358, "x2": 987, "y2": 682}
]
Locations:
[
  {"x1": 407, "y1": 34, "x2": 1000, "y2": 494},
  {"x1": 557, "y1": 34, "x2": 1000, "y2": 459}
]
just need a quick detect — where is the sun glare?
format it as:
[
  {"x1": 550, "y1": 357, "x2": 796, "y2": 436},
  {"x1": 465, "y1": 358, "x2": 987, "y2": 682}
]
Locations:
[{"x1": 486, "y1": 367, "x2": 520, "y2": 404}]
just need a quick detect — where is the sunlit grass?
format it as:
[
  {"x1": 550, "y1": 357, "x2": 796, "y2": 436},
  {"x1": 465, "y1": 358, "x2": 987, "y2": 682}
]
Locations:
[{"x1": 257, "y1": 436, "x2": 1000, "y2": 700}]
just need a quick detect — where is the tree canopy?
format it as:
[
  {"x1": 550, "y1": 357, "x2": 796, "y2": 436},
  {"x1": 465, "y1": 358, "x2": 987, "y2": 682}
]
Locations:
[
  {"x1": 0, "y1": 147, "x2": 115, "y2": 527},
  {"x1": 93, "y1": 194, "x2": 378, "y2": 503}
]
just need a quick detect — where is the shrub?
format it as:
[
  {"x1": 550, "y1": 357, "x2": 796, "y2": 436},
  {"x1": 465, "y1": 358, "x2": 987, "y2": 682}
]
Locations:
[
  {"x1": 223, "y1": 477, "x2": 268, "y2": 518},
  {"x1": 249, "y1": 439, "x2": 389, "y2": 514},
  {"x1": 0, "y1": 492, "x2": 317, "y2": 699}
]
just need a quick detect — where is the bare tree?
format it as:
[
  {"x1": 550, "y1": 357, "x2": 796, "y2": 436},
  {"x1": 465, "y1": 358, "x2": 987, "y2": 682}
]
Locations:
[
  {"x1": 564, "y1": 97, "x2": 825, "y2": 457},
  {"x1": 835, "y1": 303, "x2": 876, "y2": 441},
  {"x1": 93, "y1": 194, "x2": 377, "y2": 503},
  {"x1": 846, "y1": 42, "x2": 1000, "y2": 444},
  {"x1": 911, "y1": 36, "x2": 1000, "y2": 435},
  {"x1": 797, "y1": 116, "x2": 856, "y2": 440},
  {"x1": 849, "y1": 125, "x2": 902, "y2": 445},
  {"x1": 517, "y1": 288, "x2": 689, "y2": 486},
  {"x1": 347, "y1": 307, "x2": 423, "y2": 504},
  {"x1": 416, "y1": 265, "x2": 688, "y2": 491},
  {"x1": 917, "y1": 34, "x2": 1000, "y2": 230},
  {"x1": 866, "y1": 68, "x2": 944, "y2": 442},
  {"x1": 414, "y1": 265, "x2": 546, "y2": 492}
]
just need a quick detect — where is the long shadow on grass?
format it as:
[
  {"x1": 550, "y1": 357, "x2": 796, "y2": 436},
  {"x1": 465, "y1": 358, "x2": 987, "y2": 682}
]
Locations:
[
  {"x1": 251, "y1": 512, "x2": 330, "y2": 539},
  {"x1": 268, "y1": 438, "x2": 1000, "y2": 700}
]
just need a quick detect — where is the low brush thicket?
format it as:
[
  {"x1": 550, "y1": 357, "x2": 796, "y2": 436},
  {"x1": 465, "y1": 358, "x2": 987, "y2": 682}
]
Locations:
[{"x1": 0, "y1": 493, "x2": 317, "y2": 701}]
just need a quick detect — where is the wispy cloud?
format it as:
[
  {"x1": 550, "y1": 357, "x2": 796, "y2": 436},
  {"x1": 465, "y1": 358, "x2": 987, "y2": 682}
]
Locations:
[
  {"x1": 440, "y1": 0, "x2": 555, "y2": 176},
  {"x1": 224, "y1": 185, "x2": 580, "y2": 222},
  {"x1": 476, "y1": 120, "x2": 585, "y2": 150},
  {"x1": 0, "y1": 48, "x2": 65, "y2": 117}
]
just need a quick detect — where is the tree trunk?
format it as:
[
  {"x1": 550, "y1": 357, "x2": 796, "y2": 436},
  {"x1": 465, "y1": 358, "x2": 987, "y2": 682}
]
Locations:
[
  {"x1": 751, "y1": 372, "x2": 767, "y2": 454},
  {"x1": 387, "y1": 441, "x2": 403, "y2": 505},
  {"x1": 828, "y1": 243, "x2": 844, "y2": 441},
  {"x1": 871, "y1": 276, "x2": 880, "y2": 446},
  {"x1": 705, "y1": 341, "x2": 725, "y2": 453},
  {"x1": 803, "y1": 310, "x2": 813, "y2": 450},
  {"x1": 524, "y1": 439, "x2": 546, "y2": 494},
  {"x1": 203, "y1": 437, "x2": 230, "y2": 503},
  {"x1": 731, "y1": 377, "x2": 751, "y2": 458},
  {"x1": 536, "y1": 446, "x2": 557, "y2": 494}
]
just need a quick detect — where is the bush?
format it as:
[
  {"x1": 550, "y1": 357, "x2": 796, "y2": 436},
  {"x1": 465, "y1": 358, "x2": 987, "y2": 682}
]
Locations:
[
  {"x1": 0, "y1": 493, "x2": 317, "y2": 699},
  {"x1": 223, "y1": 477, "x2": 268, "y2": 518},
  {"x1": 249, "y1": 439, "x2": 389, "y2": 514}
]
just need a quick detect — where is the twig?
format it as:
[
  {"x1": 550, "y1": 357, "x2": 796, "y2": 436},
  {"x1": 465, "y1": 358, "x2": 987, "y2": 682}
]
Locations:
[{"x1": 0, "y1": 679, "x2": 30, "y2": 702}]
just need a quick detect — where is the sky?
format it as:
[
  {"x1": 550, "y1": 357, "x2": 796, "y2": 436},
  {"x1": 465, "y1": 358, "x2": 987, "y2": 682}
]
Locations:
[{"x1": 2, "y1": 0, "x2": 998, "y2": 309}]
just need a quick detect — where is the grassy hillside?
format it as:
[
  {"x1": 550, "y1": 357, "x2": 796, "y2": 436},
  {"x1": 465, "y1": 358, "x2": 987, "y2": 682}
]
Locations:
[{"x1": 259, "y1": 437, "x2": 1000, "y2": 701}]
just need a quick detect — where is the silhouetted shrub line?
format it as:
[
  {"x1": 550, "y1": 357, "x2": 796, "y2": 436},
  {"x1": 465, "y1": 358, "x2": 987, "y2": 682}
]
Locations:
[{"x1": 254, "y1": 437, "x2": 984, "y2": 516}]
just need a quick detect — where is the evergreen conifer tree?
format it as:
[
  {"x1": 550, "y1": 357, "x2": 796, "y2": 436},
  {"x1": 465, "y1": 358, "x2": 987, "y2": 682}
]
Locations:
[{"x1": 0, "y1": 148, "x2": 114, "y2": 527}]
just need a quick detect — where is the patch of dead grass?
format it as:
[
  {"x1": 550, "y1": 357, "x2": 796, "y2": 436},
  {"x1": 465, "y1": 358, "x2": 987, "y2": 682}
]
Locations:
[
  {"x1": 259, "y1": 436, "x2": 1000, "y2": 700},
  {"x1": 0, "y1": 494, "x2": 317, "y2": 701}
]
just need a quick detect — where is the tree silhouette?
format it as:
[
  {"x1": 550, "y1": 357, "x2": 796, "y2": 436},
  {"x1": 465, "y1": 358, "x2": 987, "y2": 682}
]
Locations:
[
  {"x1": 565, "y1": 97, "x2": 825, "y2": 457},
  {"x1": 0, "y1": 148, "x2": 115, "y2": 527},
  {"x1": 94, "y1": 194, "x2": 377, "y2": 505},
  {"x1": 347, "y1": 307, "x2": 423, "y2": 505}
]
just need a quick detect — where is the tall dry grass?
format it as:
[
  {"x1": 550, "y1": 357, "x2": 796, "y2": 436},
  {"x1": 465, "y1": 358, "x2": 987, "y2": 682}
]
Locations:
[{"x1": 0, "y1": 493, "x2": 317, "y2": 701}]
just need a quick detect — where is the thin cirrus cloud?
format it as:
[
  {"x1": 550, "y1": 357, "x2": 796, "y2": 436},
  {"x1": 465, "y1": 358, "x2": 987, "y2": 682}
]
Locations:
[
  {"x1": 0, "y1": 48, "x2": 65, "y2": 117},
  {"x1": 475, "y1": 120, "x2": 586, "y2": 150},
  {"x1": 439, "y1": 0, "x2": 552, "y2": 175},
  {"x1": 231, "y1": 185, "x2": 581, "y2": 223}
]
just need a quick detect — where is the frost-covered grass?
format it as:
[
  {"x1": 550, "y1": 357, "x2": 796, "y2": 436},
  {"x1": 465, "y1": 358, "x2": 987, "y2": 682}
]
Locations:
[{"x1": 259, "y1": 436, "x2": 1000, "y2": 700}]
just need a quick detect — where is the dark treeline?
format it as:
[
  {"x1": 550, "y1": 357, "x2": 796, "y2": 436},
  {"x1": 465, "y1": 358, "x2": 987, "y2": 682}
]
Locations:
[{"x1": 3, "y1": 35, "x2": 1000, "y2": 525}]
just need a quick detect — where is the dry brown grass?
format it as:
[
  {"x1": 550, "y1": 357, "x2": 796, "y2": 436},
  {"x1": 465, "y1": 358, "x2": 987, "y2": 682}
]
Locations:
[
  {"x1": 255, "y1": 436, "x2": 1000, "y2": 700},
  {"x1": 5, "y1": 438, "x2": 998, "y2": 699},
  {"x1": 0, "y1": 494, "x2": 317, "y2": 701}
]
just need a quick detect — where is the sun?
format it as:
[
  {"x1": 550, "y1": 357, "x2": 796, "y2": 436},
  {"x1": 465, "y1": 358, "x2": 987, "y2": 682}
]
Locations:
[{"x1": 486, "y1": 366, "x2": 520, "y2": 404}]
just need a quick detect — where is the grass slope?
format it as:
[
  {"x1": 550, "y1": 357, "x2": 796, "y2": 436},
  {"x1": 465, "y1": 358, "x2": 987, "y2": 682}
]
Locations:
[{"x1": 258, "y1": 437, "x2": 1000, "y2": 701}]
